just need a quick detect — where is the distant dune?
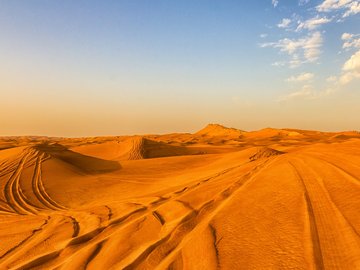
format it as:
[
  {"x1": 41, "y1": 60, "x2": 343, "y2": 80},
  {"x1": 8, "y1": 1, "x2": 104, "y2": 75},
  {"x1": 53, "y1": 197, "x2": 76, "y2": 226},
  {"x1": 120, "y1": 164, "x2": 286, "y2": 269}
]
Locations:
[
  {"x1": 195, "y1": 123, "x2": 245, "y2": 138},
  {"x1": 0, "y1": 124, "x2": 360, "y2": 269}
]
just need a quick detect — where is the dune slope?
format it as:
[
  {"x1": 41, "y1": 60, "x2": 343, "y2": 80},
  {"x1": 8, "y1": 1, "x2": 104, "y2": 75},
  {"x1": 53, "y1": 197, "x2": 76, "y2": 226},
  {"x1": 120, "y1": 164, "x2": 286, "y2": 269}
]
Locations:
[{"x1": 0, "y1": 126, "x2": 359, "y2": 269}]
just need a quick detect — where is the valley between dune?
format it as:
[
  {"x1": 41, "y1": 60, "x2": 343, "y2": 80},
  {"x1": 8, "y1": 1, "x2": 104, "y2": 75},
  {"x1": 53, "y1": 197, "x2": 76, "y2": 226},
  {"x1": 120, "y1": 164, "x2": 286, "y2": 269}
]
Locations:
[{"x1": 0, "y1": 124, "x2": 360, "y2": 270}]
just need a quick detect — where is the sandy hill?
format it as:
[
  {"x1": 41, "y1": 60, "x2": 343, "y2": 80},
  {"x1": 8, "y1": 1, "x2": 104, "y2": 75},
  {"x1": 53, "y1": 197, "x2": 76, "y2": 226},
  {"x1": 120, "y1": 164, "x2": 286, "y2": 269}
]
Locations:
[
  {"x1": 195, "y1": 123, "x2": 245, "y2": 138},
  {"x1": 0, "y1": 125, "x2": 360, "y2": 269},
  {"x1": 70, "y1": 136, "x2": 204, "y2": 161},
  {"x1": 245, "y1": 127, "x2": 305, "y2": 139}
]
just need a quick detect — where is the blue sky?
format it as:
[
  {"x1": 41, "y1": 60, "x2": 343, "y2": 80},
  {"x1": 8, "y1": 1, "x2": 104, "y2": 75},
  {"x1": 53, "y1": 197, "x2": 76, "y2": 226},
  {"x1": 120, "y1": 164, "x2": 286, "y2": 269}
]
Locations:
[{"x1": 0, "y1": 0, "x2": 359, "y2": 136}]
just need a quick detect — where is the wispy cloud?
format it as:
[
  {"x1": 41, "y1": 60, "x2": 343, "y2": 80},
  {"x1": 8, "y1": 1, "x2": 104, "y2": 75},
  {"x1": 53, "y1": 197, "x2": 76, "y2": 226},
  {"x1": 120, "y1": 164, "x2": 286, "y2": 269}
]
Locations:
[
  {"x1": 279, "y1": 84, "x2": 336, "y2": 101},
  {"x1": 286, "y1": 72, "x2": 314, "y2": 82},
  {"x1": 342, "y1": 32, "x2": 354, "y2": 40},
  {"x1": 316, "y1": 0, "x2": 360, "y2": 17},
  {"x1": 296, "y1": 16, "x2": 332, "y2": 31},
  {"x1": 341, "y1": 32, "x2": 360, "y2": 49},
  {"x1": 261, "y1": 31, "x2": 323, "y2": 67},
  {"x1": 317, "y1": 0, "x2": 352, "y2": 12},
  {"x1": 280, "y1": 85, "x2": 314, "y2": 100},
  {"x1": 343, "y1": 1, "x2": 360, "y2": 17},
  {"x1": 261, "y1": 0, "x2": 360, "y2": 102},
  {"x1": 340, "y1": 49, "x2": 360, "y2": 84},
  {"x1": 326, "y1": 49, "x2": 360, "y2": 85},
  {"x1": 278, "y1": 18, "x2": 292, "y2": 28},
  {"x1": 272, "y1": 0, "x2": 279, "y2": 7}
]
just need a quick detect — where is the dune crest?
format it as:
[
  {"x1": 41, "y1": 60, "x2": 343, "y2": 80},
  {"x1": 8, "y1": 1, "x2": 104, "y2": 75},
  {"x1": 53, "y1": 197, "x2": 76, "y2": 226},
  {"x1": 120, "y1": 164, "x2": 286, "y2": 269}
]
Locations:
[
  {"x1": 0, "y1": 125, "x2": 360, "y2": 269},
  {"x1": 195, "y1": 123, "x2": 245, "y2": 137}
]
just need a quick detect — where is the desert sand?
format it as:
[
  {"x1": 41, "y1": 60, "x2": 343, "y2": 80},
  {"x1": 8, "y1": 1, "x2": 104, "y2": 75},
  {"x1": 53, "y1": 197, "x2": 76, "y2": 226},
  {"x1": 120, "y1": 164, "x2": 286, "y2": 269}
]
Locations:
[{"x1": 0, "y1": 124, "x2": 360, "y2": 269}]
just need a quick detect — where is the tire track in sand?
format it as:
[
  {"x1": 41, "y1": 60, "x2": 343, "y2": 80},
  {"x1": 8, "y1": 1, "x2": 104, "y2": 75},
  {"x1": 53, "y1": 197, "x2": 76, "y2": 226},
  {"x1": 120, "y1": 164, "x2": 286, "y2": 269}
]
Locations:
[
  {"x1": 119, "y1": 158, "x2": 278, "y2": 270},
  {"x1": 0, "y1": 217, "x2": 50, "y2": 260},
  {"x1": 11, "y1": 159, "x2": 267, "y2": 269},
  {"x1": 4, "y1": 152, "x2": 39, "y2": 215},
  {"x1": 289, "y1": 156, "x2": 360, "y2": 269},
  {"x1": 31, "y1": 152, "x2": 67, "y2": 211},
  {"x1": 288, "y1": 161, "x2": 324, "y2": 270}
]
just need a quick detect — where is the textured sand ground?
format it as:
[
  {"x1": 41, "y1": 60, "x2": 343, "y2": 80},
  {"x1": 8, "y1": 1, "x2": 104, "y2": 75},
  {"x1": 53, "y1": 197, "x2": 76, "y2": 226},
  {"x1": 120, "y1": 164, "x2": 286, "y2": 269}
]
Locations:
[{"x1": 0, "y1": 124, "x2": 360, "y2": 269}]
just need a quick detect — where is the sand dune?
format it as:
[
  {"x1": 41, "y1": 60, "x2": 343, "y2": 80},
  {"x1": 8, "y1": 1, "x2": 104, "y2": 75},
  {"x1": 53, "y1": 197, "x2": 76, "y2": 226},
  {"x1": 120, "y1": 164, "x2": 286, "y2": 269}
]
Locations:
[
  {"x1": 71, "y1": 137, "x2": 203, "y2": 161},
  {"x1": 195, "y1": 124, "x2": 245, "y2": 138},
  {"x1": 0, "y1": 124, "x2": 359, "y2": 269}
]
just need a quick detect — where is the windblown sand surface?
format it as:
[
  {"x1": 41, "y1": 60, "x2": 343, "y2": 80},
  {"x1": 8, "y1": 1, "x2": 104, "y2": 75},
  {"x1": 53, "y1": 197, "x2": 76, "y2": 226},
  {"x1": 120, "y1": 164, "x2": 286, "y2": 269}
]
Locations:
[{"x1": 1, "y1": 124, "x2": 360, "y2": 269}]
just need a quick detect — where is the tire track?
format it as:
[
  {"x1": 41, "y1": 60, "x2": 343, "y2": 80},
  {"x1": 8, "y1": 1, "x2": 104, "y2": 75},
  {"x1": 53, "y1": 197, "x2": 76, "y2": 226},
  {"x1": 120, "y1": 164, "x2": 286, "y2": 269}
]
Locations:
[
  {"x1": 301, "y1": 156, "x2": 360, "y2": 238},
  {"x1": 4, "y1": 153, "x2": 38, "y2": 215},
  {"x1": 209, "y1": 224, "x2": 221, "y2": 269},
  {"x1": 0, "y1": 155, "x2": 24, "y2": 178},
  {"x1": 120, "y1": 158, "x2": 278, "y2": 269},
  {"x1": 0, "y1": 217, "x2": 50, "y2": 260},
  {"x1": 8, "y1": 159, "x2": 261, "y2": 269},
  {"x1": 288, "y1": 161, "x2": 325, "y2": 270},
  {"x1": 1, "y1": 147, "x2": 66, "y2": 214},
  {"x1": 152, "y1": 211, "x2": 165, "y2": 225},
  {"x1": 0, "y1": 147, "x2": 38, "y2": 179},
  {"x1": 0, "y1": 215, "x2": 75, "y2": 269},
  {"x1": 309, "y1": 154, "x2": 360, "y2": 183},
  {"x1": 104, "y1": 205, "x2": 112, "y2": 220},
  {"x1": 68, "y1": 216, "x2": 80, "y2": 238},
  {"x1": 83, "y1": 241, "x2": 104, "y2": 270},
  {"x1": 289, "y1": 156, "x2": 360, "y2": 269},
  {"x1": 5, "y1": 156, "x2": 275, "y2": 269},
  {"x1": 31, "y1": 152, "x2": 67, "y2": 211}
]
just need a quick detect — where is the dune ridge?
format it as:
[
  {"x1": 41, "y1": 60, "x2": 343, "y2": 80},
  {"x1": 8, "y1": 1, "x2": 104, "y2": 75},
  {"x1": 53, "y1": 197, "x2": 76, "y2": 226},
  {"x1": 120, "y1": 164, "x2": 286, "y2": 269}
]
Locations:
[
  {"x1": 195, "y1": 123, "x2": 245, "y2": 138},
  {"x1": 0, "y1": 124, "x2": 360, "y2": 269}
]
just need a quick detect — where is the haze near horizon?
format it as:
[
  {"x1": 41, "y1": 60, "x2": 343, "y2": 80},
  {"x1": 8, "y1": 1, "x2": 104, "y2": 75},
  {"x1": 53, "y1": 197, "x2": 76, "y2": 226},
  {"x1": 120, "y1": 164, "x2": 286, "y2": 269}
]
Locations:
[{"x1": 1, "y1": 0, "x2": 359, "y2": 136}]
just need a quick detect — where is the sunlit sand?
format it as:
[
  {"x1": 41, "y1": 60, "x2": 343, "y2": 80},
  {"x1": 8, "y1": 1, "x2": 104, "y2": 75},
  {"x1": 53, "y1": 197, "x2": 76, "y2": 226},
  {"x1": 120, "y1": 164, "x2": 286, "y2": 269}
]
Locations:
[{"x1": 0, "y1": 124, "x2": 359, "y2": 269}]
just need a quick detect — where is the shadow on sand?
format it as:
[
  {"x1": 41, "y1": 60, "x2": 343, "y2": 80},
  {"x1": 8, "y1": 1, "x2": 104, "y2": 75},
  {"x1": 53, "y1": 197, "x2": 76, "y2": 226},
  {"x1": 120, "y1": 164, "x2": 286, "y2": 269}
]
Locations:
[{"x1": 34, "y1": 142, "x2": 121, "y2": 174}]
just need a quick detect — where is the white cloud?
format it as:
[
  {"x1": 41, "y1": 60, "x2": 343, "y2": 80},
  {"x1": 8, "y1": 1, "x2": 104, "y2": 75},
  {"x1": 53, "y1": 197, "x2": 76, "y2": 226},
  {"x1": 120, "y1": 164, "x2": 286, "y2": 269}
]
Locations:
[
  {"x1": 343, "y1": 38, "x2": 360, "y2": 49},
  {"x1": 296, "y1": 16, "x2": 332, "y2": 31},
  {"x1": 272, "y1": 0, "x2": 279, "y2": 7},
  {"x1": 278, "y1": 18, "x2": 292, "y2": 28},
  {"x1": 303, "y1": 32, "x2": 323, "y2": 61},
  {"x1": 280, "y1": 85, "x2": 314, "y2": 100},
  {"x1": 343, "y1": 1, "x2": 360, "y2": 16},
  {"x1": 339, "y1": 72, "x2": 360, "y2": 84},
  {"x1": 341, "y1": 33, "x2": 360, "y2": 50},
  {"x1": 261, "y1": 32, "x2": 323, "y2": 66},
  {"x1": 280, "y1": 84, "x2": 336, "y2": 101},
  {"x1": 343, "y1": 50, "x2": 360, "y2": 71},
  {"x1": 286, "y1": 72, "x2": 315, "y2": 82},
  {"x1": 340, "y1": 50, "x2": 360, "y2": 84},
  {"x1": 317, "y1": 0, "x2": 352, "y2": 12},
  {"x1": 260, "y1": 33, "x2": 268, "y2": 38},
  {"x1": 342, "y1": 32, "x2": 354, "y2": 40},
  {"x1": 289, "y1": 56, "x2": 306, "y2": 68},
  {"x1": 316, "y1": 0, "x2": 360, "y2": 17},
  {"x1": 323, "y1": 50, "x2": 360, "y2": 85}
]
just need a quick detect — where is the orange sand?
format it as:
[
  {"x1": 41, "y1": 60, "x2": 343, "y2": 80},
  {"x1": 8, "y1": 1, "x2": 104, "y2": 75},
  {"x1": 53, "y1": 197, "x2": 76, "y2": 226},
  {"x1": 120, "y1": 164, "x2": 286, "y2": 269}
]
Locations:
[{"x1": 0, "y1": 124, "x2": 360, "y2": 269}]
